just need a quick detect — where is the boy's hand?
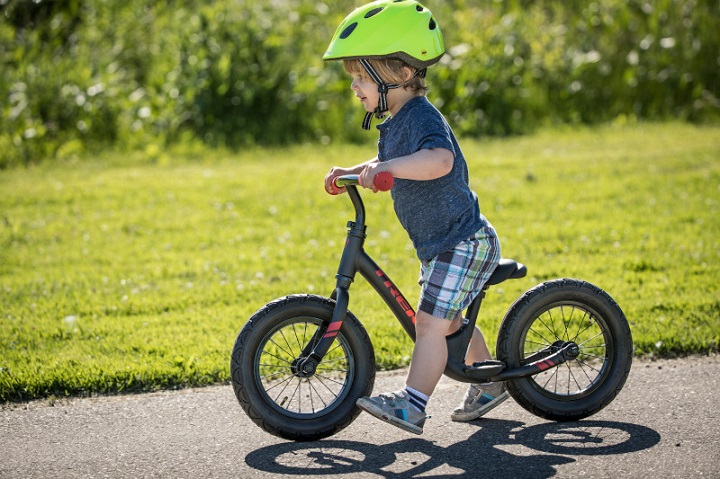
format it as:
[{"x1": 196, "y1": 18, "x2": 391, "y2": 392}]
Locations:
[
  {"x1": 325, "y1": 166, "x2": 350, "y2": 195},
  {"x1": 358, "y1": 163, "x2": 387, "y2": 193}
]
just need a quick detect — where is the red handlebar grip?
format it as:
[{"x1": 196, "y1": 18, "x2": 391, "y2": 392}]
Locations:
[
  {"x1": 327, "y1": 182, "x2": 343, "y2": 195},
  {"x1": 327, "y1": 172, "x2": 394, "y2": 195},
  {"x1": 374, "y1": 171, "x2": 394, "y2": 191}
]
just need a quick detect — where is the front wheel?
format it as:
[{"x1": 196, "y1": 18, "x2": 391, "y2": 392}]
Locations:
[
  {"x1": 496, "y1": 279, "x2": 633, "y2": 421},
  {"x1": 230, "y1": 294, "x2": 375, "y2": 441}
]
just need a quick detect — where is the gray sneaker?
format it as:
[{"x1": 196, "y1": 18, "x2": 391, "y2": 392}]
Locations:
[
  {"x1": 356, "y1": 390, "x2": 428, "y2": 435},
  {"x1": 451, "y1": 382, "x2": 509, "y2": 422}
]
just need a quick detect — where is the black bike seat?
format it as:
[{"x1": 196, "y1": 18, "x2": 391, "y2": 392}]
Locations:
[{"x1": 486, "y1": 259, "x2": 527, "y2": 286}]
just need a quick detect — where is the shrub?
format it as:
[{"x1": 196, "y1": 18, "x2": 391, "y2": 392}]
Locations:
[{"x1": 1, "y1": 0, "x2": 718, "y2": 167}]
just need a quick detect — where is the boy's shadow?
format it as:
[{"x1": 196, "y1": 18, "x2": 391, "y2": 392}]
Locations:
[{"x1": 244, "y1": 419, "x2": 661, "y2": 478}]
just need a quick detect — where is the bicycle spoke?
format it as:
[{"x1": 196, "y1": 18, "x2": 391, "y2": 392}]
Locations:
[
  {"x1": 267, "y1": 335, "x2": 296, "y2": 361},
  {"x1": 526, "y1": 301, "x2": 614, "y2": 396},
  {"x1": 311, "y1": 377, "x2": 338, "y2": 404},
  {"x1": 307, "y1": 379, "x2": 317, "y2": 413},
  {"x1": 574, "y1": 358, "x2": 601, "y2": 385},
  {"x1": 577, "y1": 354, "x2": 606, "y2": 367},
  {"x1": 258, "y1": 367, "x2": 292, "y2": 382},
  {"x1": 289, "y1": 380, "x2": 302, "y2": 412},
  {"x1": 535, "y1": 313, "x2": 561, "y2": 343},
  {"x1": 523, "y1": 339, "x2": 551, "y2": 359},
  {"x1": 295, "y1": 321, "x2": 311, "y2": 351},
  {"x1": 576, "y1": 330, "x2": 606, "y2": 348},
  {"x1": 565, "y1": 362, "x2": 582, "y2": 394},
  {"x1": 561, "y1": 306, "x2": 574, "y2": 342},
  {"x1": 259, "y1": 349, "x2": 294, "y2": 366},
  {"x1": 315, "y1": 372, "x2": 348, "y2": 387},
  {"x1": 255, "y1": 316, "x2": 355, "y2": 416},
  {"x1": 268, "y1": 375, "x2": 295, "y2": 400},
  {"x1": 540, "y1": 366, "x2": 558, "y2": 391},
  {"x1": 317, "y1": 356, "x2": 348, "y2": 367},
  {"x1": 567, "y1": 308, "x2": 590, "y2": 343}
]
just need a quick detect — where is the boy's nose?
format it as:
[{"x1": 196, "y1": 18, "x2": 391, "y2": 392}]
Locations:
[{"x1": 350, "y1": 78, "x2": 360, "y2": 91}]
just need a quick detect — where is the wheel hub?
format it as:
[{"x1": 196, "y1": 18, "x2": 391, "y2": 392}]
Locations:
[
  {"x1": 291, "y1": 357, "x2": 317, "y2": 378},
  {"x1": 564, "y1": 341, "x2": 580, "y2": 359}
]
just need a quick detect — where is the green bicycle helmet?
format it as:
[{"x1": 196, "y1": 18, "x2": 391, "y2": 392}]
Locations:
[
  {"x1": 323, "y1": 0, "x2": 445, "y2": 129},
  {"x1": 323, "y1": 0, "x2": 445, "y2": 70}
]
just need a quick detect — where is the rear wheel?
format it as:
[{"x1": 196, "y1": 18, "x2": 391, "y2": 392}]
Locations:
[
  {"x1": 230, "y1": 294, "x2": 375, "y2": 441},
  {"x1": 496, "y1": 279, "x2": 633, "y2": 421}
]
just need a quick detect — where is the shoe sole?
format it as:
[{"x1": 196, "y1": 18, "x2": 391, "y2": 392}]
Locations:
[
  {"x1": 451, "y1": 391, "x2": 510, "y2": 422},
  {"x1": 356, "y1": 398, "x2": 424, "y2": 435}
]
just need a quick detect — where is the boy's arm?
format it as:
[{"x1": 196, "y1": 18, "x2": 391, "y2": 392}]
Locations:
[
  {"x1": 344, "y1": 156, "x2": 380, "y2": 174},
  {"x1": 325, "y1": 157, "x2": 379, "y2": 193},
  {"x1": 358, "y1": 149, "x2": 452, "y2": 188}
]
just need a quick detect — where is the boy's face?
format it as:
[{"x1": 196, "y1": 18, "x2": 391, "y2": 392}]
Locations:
[{"x1": 350, "y1": 73, "x2": 380, "y2": 114}]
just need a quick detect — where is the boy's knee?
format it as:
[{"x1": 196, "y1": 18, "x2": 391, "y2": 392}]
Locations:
[{"x1": 415, "y1": 310, "x2": 453, "y2": 336}]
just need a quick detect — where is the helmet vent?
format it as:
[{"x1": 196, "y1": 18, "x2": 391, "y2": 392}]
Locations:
[
  {"x1": 416, "y1": 5, "x2": 424, "y2": 12},
  {"x1": 364, "y1": 7, "x2": 384, "y2": 18},
  {"x1": 340, "y1": 22, "x2": 358, "y2": 39},
  {"x1": 428, "y1": 18, "x2": 437, "y2": 30}
]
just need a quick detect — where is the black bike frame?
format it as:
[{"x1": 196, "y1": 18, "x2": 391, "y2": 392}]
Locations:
[{"x1": 297, "y1": 181, "x2": 579, "y2": 384}]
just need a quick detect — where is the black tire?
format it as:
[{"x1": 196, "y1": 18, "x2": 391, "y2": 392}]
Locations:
[
  {"x1": 230, "y1": 294, "x2": 375, "y2": 441},
  {"x1": 496, "y1": 279, "x2": 633, "y2": 421}
]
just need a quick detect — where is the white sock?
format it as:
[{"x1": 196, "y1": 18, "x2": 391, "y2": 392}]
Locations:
[{"x1": 405, "y1": 385, "x2": 429, "y2": 412}]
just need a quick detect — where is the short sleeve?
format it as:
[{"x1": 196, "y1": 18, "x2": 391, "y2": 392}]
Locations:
[{"x1": 414, "y1": 109, "x2": 456, "y2": 157}]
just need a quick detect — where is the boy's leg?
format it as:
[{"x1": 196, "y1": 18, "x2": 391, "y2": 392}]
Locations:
[
  {"x1": 406, "y1": 310, "x2": 455, "y2": 395},
  {"x1": 355, "y1": 310, "x2": 451, "y2": 435},
  {"x1": 447, "y1": 315, "x2": 492, "y2": 366},
  {"x1": 358, "y1": 228, "x2": 502, "y2": 432},
  {"x1": 466, "y1": 326, "x2": 493, "y2": 364},
  {"x1": 447, "y1": 315, "x2": 509, "y2": 422}
]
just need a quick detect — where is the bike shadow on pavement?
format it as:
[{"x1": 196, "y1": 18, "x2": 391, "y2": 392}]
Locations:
[{"x1": 244, "y1": 419, "x2": 661, "y2": 478}]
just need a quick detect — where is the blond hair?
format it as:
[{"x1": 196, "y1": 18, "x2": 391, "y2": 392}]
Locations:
[{"x1": 343, "y1": 58, "x2": 428, "y2": 94}]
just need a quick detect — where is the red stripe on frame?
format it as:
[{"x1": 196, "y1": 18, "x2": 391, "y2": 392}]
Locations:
[
  {"x1": 537, "y1": 359, "x2": 554, "y2": 371},
  {"x1": 323, "y1": 322, "x2": 342, "y2": 338}
]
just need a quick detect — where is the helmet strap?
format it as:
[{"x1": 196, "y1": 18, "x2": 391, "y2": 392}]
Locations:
[
  {"x1": 358, "y1": 60, "x2": 428, "y2": 130},
  {"x1": 359, "y1": 59, "x2": 401, "y2": 130}
]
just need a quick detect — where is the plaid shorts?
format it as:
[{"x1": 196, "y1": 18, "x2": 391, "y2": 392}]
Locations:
[{"x1": 418, "y1": 225, "x2": 501, "y2": 320}]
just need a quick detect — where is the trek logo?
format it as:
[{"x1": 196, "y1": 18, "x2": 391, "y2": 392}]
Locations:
[{"x1": 375, "y1": 269, "x2": 416, "y2": 324}]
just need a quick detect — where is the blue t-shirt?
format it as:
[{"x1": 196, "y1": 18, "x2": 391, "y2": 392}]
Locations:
[{"x1": 377, "y1": 96, "x2": 486, "y2": 261}]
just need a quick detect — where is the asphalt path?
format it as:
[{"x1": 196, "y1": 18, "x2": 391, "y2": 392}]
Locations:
[{"x1": 2, "y1": 356, "x2": 719, "y2": 479}]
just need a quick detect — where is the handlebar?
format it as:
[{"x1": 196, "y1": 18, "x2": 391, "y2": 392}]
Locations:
[{"x1": 328, "y1": 171, "x2": 394, "y2": 195}]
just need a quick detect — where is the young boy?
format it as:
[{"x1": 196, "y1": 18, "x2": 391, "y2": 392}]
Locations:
[{"x1": 322, "y1": 0, "x2": 509, "y2": 434}]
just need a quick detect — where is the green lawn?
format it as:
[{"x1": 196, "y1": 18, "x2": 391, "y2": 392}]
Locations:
[{"x1": 1, "y1": 122, "x2": 718, "y2": 401}]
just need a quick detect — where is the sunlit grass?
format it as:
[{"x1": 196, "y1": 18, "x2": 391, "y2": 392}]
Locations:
[{"x1": 1, "y1": 122, "x2": 718, "y2": 401}]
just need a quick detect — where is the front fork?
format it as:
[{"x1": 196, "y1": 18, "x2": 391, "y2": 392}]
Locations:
[{"x1": 294, "y1": 219, "x2": 365, "y2": 376}]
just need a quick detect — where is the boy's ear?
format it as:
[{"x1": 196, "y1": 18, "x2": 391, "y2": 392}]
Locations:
[{"x1": 402, "y1": 66, "x2": 414, "y2": 82}]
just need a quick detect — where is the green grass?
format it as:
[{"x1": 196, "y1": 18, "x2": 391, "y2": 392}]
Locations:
[{"x1": 1, "y1": 122, "x2": 718, "y2": 401}]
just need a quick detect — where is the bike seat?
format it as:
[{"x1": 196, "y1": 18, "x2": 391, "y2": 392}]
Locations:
[{"x1": 486, "y1": 259, "x2": 527, "y2": 286}]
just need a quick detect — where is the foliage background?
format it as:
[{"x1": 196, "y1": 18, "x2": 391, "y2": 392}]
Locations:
[{"x1": 2, "y1": 0, "x2": 719, "y2": 168}]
